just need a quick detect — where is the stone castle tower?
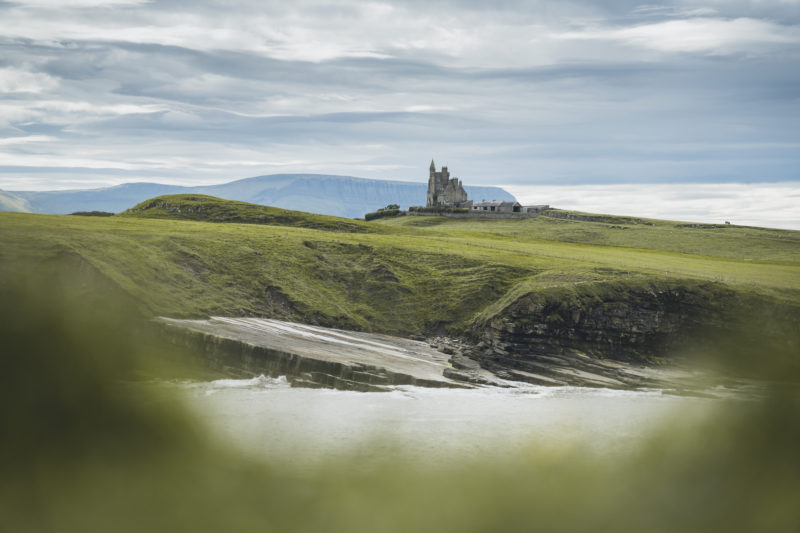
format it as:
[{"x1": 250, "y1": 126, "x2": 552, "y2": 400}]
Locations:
[{"x1": 426, "y1": 159, "x2": 469, "y2": 207}]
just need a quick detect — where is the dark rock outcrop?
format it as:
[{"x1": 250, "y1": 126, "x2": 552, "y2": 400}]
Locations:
[
  {"x1": 469, "y1": 278, "x2": 800, "y2": 385},
  {"x1": 476, "y1": 283, "x2": 706, "y2": 363}
]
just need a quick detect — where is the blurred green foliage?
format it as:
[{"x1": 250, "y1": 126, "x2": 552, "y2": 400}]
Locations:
[{"x1": 1, "y1": 265, "x2": 800, "y2": 532}]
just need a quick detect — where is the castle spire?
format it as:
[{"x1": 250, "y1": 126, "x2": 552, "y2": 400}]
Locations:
[{"x1": 430, "y1": 159, "x2": 436, "y2": 170}]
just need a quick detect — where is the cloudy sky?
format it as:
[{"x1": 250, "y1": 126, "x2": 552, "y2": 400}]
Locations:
[{"x1": 1, "y1": 0, "x2": 798, "y2": 227}]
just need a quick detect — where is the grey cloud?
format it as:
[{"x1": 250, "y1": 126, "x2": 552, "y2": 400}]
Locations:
[
  {"x1": 88, "y1": 109, "x2": 488, "y2": 145},
  {"x1": 0, "y1": 0, "x2": 797, "y2": 194}
]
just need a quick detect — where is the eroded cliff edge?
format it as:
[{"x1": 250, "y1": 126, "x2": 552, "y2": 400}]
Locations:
[
  {"x1": 465, "y1": 278, "x2": 800, "y2": 386},
  {"x1": 154, "y1": 279, "x2": 800, "y2": 392}
]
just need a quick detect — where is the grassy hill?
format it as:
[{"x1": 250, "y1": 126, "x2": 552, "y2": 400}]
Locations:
[
  {"x1": 0, "y1": 203, "x2": 528, "y2": 335},
  {"x1": 4, "y1": 197, "x2": 800, "y2": 531},
  {"x1": 382, "y1": 209, "x2": 800, "y2": 263},
  {"x1": 119, "y1": 194, "x2": 379, "y2": 233},
  {"x1": 2, "y1": 196, "x2": 798, "y2": 368}
]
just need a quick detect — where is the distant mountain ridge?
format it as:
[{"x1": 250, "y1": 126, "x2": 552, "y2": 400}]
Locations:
[{"x1": 0, "y1": 174, "x2": 516, "y2": 219}]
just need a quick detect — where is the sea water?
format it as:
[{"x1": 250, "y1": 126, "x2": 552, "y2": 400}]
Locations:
[{"x1": 150, "y1": 377, "x2": 743, "y2": 468}]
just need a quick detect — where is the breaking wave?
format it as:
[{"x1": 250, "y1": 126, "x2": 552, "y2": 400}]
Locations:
[{"x1": 208, "y1": 374, "x2": 289, "y2": 389}]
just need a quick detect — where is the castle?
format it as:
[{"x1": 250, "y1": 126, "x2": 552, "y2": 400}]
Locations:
[
  {"x1": 424, "y1": 160, "x2": 548, "y2": 215},
  {"x1": 426, "y1": 160, "x2": 471, "y2": 208}
]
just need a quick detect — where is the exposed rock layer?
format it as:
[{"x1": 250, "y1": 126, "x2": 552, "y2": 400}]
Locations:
[
  {"x1": 470, "y1": 279, "x2": 800, "y2": 384},
  {"x1": 158, "y1": 317, "x2": 467, "y2": 392},
  {"x1": 156, "y1": 281, "x2": 799, "y2": 391}
]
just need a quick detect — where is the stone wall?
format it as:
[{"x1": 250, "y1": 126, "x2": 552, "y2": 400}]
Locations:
[{"x1": 408, "y1": 211, "x2": 538, "y2": 219}]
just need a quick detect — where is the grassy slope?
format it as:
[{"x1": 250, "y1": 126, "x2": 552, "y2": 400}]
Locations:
[
  {"x1": 0, "y1": 211, "x2": 528, "y2": 335},
  {"x1": 383, "y1": 211, "x2": 800, "y2": 263},
  {"x1": 2, "y1": 196, "x2": 799, "y2": 338},
  {"x1": 379, "y1": 215, "x2": 800, "y2": 297},
  {"x1": 118, "y1": 194, "x2": 381, "y2": 233}
]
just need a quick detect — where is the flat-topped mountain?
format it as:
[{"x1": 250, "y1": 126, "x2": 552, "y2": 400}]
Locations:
[{"x1": 0, "y1": 174, "x2": 516, "y2": 219}]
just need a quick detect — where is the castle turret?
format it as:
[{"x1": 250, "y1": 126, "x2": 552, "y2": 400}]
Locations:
[
  {"x1": 427, "y1": 160, "x2": 437, "y2": 206},
  {"x1": 426, "y1": 160, "x2": 469, "y2": 208}
]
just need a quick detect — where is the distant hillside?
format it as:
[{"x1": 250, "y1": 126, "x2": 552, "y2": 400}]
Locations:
[
  {"x1": 0, "y1": 190, "x2": 31, "y2": 212},
  {"x1": 1, "y1": 174, "x2": 516, "y2": 218}
]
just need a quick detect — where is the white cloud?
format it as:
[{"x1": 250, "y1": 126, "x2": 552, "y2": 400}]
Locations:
[
  {"x1": 0, "y1": 99, "x2": 168, "y2": 128},
  {"x1": 556, "y1": 17, "x2": 800, "y2": 55},
  {"x1": 0, "y1": 67, "x2": 58, "y2": 94},
  {"x1": 618, "y1": 17, "x2": 800, "y2": 54},
  {"x1": 8, "y1": 0, "x2": 150, "y2": 7},
  {"x1": 0, "y1": 7, "x2": 396, "y2": 63},
  {"x1": 0, "y1": 2, "x2": 599, "y2": 67},
  {"x1": 0, "y1": 135, "x2": 57, "y2": 145},
  {"x1": 0, "y1": 153, "x2": 158, "y2": 170},
  {"x1": 507, "y1": 183, "x2": 800, "y2": 230}
]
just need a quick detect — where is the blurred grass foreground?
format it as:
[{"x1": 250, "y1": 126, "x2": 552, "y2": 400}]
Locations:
[{"x1": 2, "y1": 272, "x2": 800, "y2": 532}]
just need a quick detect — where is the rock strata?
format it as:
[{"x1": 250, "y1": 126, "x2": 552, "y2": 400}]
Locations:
[
  {"x1": 156, "y1": 315, "x2": 719, "y2": 391},
  {"x1": 468, "y1": 278, "x2": 799, "y2": 388},
  {"x1": 473, "y1": 280, "x2": 731, "y2": 364},
  {"x1": 155, "y1": 278, "x2": 798, "y2": 392},
  {"x1": 158, "y1": 317, "x2": 468, "y2": 392}
]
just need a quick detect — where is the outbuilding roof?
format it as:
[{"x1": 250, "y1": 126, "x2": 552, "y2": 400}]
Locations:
[{"x1": 474, "y1": 200, "x2": 520, "y2": 207}]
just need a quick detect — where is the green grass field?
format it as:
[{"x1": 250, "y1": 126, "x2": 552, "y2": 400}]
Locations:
[
  {"x1": 3, "y1": 195, "x2": 800, "y2": 530},
  {"x1": 2, "y1": 195, "x2": 799, "y2": 338}
]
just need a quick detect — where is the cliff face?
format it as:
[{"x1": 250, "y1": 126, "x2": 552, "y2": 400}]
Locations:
[{"x1": 470, "y1": 279, "x2": 800, "y2": 380}]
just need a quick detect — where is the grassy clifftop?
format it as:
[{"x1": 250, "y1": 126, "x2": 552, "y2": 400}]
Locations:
[
  {"x1": 0, "y1": 209, "x2": 528, "y2": 335},
  {"x1": 2, "y1": 196, "x2": 799, "y2": 348},
  {"x1": 383, "y1": 209, "x2": 800, "y2": 263}
]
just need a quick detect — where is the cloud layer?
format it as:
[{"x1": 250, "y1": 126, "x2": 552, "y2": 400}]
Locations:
[
  {"x1": 0, "y1": 0, "x2": 798, "y2": 227},
  {"x1": 510, "y1": 182, "x2": 800, "y2": 230}
]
